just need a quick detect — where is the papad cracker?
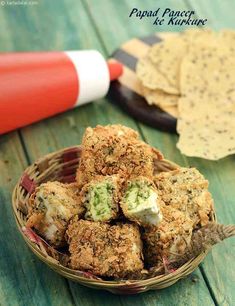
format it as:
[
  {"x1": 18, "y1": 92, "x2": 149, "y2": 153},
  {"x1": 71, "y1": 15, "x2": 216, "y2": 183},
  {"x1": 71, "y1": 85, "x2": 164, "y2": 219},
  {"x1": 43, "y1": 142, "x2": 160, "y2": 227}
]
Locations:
[
  {"x1": 136, "y1": 56, "x2": 178, "y2": 94},
  {"x1": 141, "y1": 85, "x2": 179, "y2": 117},
  {"x1": 148, "y1": 35, "x2": 188, "y2": 91},
  {"x1": 183, "y1": 28, "x2": 217, "y2": 49},
  {"x1": 219, "y1": 29, "x2": 235, "y2": 52},
  {"x1": 183, "y1": 28, "x2": 213, "y2": 37},
  {"x1": 141, "y1": 85, "x2": 179, "y2": 107},
  {"x1": 177, "y1": 45, "x2": 235, "y2": 160},
  {"x1": 177, "y1": 103, "x2": 235, "y2": 160},
  {"x1": 136, "y1": 28, "x2": 235, "y2": 159},
  {"x1": 180, "y1": 45, "x2": 235, "y2": 96}
]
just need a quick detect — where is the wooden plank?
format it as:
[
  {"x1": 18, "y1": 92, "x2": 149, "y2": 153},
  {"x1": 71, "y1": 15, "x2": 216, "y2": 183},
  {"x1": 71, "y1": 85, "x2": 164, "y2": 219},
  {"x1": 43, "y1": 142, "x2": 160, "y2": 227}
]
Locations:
[
  {"x1": 0, "y1": 0, "x2": 143, "y2": 305},
  {"x1": 21, "y1": 98, "x2": 140, "y2": 160},
  {"x1": 14, "y1": 0, "x2": 139, "y2": 161},
  {"x1": 83, "y1": 0, "x2": 235, "y2": 304},
  {"x1": 183, "y1": 2, "x2": 235, "y2": 304},
  {"x1": 133, "y1": 1, "x2": 235, "y2": 304},
  {"x1": 0, "y1": 133, "x2": 74, "y2": 306},
  {"x1": 0, "y1": 2, "x2": 92, "y2": 305},
  {"x1": 69, "y1": 272, "x2": 214, "y2": 306},
  {"x1": 82, "y1": 0, "x2": 191, "y2": 56},
  {"x1": 15, "y1": 1, "x2": 213, "y2": 305},
  {"x1": 0, "y1": 4, "x2": 76, "y2": 303},
  {"x1": 186, "y1": 0, "x2": 235, "y2": 30}
]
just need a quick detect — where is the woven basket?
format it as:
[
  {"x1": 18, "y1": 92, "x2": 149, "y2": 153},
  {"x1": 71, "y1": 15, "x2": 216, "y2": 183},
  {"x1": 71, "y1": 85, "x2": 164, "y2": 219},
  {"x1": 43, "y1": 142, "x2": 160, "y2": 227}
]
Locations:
[{"x1": 12, "y1": 146, "x2": 216, "y2": 294}]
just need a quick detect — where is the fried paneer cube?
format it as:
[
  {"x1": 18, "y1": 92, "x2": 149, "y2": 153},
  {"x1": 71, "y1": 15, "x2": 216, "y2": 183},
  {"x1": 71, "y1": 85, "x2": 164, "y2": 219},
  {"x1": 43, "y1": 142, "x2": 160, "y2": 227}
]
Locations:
[
  {"x1": 76, "y1": 125, "x2": 163, "y2": 187},
  {"x1": 80, "y1": 175, "x2": 120, "y2": 222},
  {"x1": 26, "y1": 181, "x2": 84, "y2": 247},
  {"x1": 143, "y1": 207, "x2": 194, "y2": 265},
  {"x1": 120, "y1": 176, "x2": 162, "y2": 226},
  {"x1": 143, "y1": 167, "x2": 214, "y2": 266},
  {"x1": 154, "y1": 167, "x2": 214, "y2": 227},
  {"x1": 66, "y1": 219, "x2": 143, "y2": 278}
]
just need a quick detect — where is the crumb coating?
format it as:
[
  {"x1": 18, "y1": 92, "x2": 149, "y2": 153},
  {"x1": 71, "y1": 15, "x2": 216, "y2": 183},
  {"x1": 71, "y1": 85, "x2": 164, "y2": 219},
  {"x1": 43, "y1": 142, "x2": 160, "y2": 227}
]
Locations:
[
  {"x1": 76, "y1": 125, "x2": 163, "y2": 187},
  {"x1": 66, "y1": 218, "x2": 143, "y2": 278},
  {"x1": 143, "y1": 167, "x2": 214, "y2": 266},
  {"x1": 26, "y1": 181, "x2": 84, "y2": 247},
  {"x1": 143, "y1": 207, "x2": 194, "y2": 265},
  {"x1": 154, "y1": 167, "x2": 214, "y2": 227}
]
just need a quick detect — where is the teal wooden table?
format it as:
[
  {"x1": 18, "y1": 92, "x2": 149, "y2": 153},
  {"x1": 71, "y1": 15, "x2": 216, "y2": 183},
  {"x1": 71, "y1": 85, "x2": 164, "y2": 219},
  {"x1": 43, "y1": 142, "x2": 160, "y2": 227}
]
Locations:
[{"x1": 0, "y1": 1, "x2": 234, "y2": 305}]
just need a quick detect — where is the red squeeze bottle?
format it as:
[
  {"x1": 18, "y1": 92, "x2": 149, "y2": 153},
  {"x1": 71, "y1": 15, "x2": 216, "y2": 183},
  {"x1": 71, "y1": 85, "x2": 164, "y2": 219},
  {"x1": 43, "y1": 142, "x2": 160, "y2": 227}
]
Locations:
[{"x1": 0, "y1": 50, "x2": 123, "y2": 135}]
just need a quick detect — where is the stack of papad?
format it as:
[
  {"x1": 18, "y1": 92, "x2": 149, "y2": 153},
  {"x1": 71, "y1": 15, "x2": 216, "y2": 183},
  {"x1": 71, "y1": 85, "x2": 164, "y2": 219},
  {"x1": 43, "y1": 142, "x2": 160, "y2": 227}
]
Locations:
[{"x1": 136, "y1": 28, "x2": 235, "y2": 160}]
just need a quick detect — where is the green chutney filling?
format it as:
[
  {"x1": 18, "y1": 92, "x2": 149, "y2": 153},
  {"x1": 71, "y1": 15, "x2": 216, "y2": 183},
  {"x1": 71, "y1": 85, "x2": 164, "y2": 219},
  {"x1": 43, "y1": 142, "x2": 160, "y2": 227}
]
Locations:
[
  {"x1": 124, "y1": 181, "x2": 154, "y2": 210},
  {"x1": 85, "y1": 181, "x2": 115, "y2": 221}
]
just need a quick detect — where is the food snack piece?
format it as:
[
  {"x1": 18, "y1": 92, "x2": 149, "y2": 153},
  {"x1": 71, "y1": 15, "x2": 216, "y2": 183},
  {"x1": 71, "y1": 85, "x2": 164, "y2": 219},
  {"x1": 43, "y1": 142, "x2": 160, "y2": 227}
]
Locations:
[
  {"x1": 154, "y1": 167, "x2": 213, "y2": 227},
  {"x1": 76, "y1": 125, "x2": 163, "y2": 187},
  {"x1": 148, "y1": 34, "x2": 188, "y2": 91},
  {"x1": 180, "y1": 44, "x2": 235, "y2": 97},
  {"x1": 120, "y1": 176, "x2": 162, "y2": 226},
  {"x1": 184, "y1": 28, "x2": 216, "y2": 50},
  {"x1": 143, "y1": 207, "x2": 194, "y2": 265},
  {"x1": 136, "y1": 28, "x2": 235, "y2": 125},
  {"x1": 147, "y1": 29, "x2": 214, "y2": 92},
  {"x1": 177, "y1": 44, "x2": 235, "y2": 159},
  {"x1": 143, "y1": 167, "x2": 214, "y2": 266},
  {"x1": 141, "y1": 85, "x2": 179, "y2": 108},
  {"x1": 218, "y1": 29, "x2": 235, "y2": 52},
  {"x1": 136, "y1": 56, "x2": 179, "y2": 94},
  {"x1": 26, "y1": 181, "x2": 84, "y2": 247},
  {"x1": 80, "y1": 175, "x2": 120, "y2": 222},
  {"x1": 140, "y1": 84, "x2": 179, "y2": 117},
  {"x1": 177, "y1": 106, "x2": 235, "y2": 160},
  {"x1": 66, "y1": 218, "x2": 143, "y2": 279}
]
